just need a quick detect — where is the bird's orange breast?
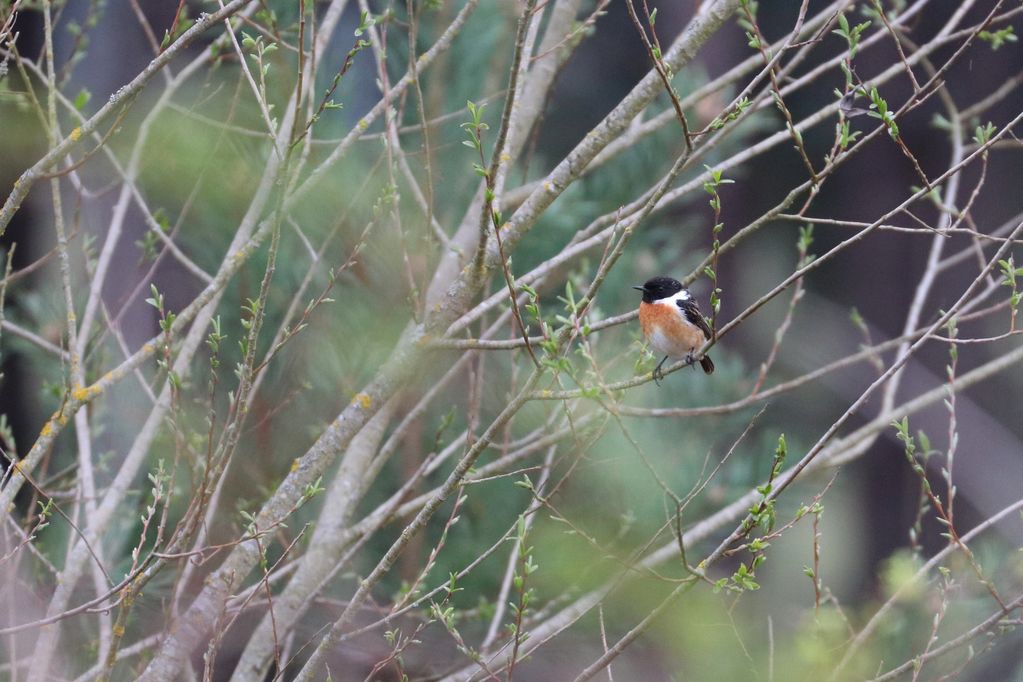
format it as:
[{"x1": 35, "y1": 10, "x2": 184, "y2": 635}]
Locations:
[{"x1": 639, "y1": 301, "x2": 706, "y2": 357}]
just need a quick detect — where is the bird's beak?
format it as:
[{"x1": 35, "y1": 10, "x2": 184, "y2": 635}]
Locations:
[{"x1": 632, "y1": 285, "x2": 645, "y2": 291}]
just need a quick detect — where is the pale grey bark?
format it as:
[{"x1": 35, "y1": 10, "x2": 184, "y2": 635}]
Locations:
[{"x1": 228, "y1": 399, "x2": 396, "y2": 680}]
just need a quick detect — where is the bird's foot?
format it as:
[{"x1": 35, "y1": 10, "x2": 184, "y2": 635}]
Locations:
[{"x1": 652, "y1": 356, "x2": 668, "y2": 386}]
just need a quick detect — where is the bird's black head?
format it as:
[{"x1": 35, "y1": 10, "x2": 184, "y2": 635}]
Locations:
[{"x1": 632, "y1": 276, "x2": 683, "y2": 303}]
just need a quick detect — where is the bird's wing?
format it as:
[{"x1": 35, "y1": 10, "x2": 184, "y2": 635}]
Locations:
[{"x1": 678, "y1": 298, "x2": 713, "y2": 339}]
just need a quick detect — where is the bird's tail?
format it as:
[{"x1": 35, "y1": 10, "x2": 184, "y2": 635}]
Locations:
[{"x1": 700, "y1": 355, "x2": 715, "y2": 374}]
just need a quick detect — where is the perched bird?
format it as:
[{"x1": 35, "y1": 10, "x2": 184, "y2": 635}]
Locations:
[{"x1": 633, "y1": 276, "x2": 715, "y2": 382}]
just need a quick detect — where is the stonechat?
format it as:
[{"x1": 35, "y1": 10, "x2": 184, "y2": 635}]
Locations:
[{"x1": 634, "y1": 276, "x2": 715, "y2": 383}]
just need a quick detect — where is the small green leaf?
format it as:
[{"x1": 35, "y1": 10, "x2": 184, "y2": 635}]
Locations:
[{"x1": 74, "y1": 89, "x2": 91, "y2": 111}]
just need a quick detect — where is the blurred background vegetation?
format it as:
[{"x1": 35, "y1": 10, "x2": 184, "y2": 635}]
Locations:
[{"x1": 2, "y1": 1, "x2": 1023, "y2": 680}]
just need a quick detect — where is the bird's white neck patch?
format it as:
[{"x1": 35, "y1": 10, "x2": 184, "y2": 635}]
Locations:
[{"x1": 653, "y1": 289, "x2": 691, "y2": 306}]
